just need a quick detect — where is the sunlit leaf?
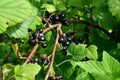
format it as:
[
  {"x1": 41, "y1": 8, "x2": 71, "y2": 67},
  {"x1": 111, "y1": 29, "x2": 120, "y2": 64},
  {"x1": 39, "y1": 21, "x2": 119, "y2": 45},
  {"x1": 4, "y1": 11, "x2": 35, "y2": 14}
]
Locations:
[
  {"x1": 0, "y1": 0, "x2": 33, "y2": 33},
  {"x1": 15, "y1": 63, "x2": 41, "y2": 80}
]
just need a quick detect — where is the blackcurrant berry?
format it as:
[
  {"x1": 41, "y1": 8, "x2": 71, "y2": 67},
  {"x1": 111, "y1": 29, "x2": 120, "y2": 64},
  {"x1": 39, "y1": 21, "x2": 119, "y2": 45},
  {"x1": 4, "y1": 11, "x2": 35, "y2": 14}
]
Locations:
[
  {"x1": 78, "y1": 38, "x2": 84, "y2": 43},
  {"x1": 32, "y1": 32, "x2": 38, "y2": 39},
  {"x1": 63, "y1": 41, "x2": 70, "y2": 46},
  {"x1": 58, "y1": 36, "x2": 64, "y2": 43},
  {"x1": 54, "y1": 14, "x2": 60, "y2": 21},
  {"x1": 39, "y1": 28, "x2": 44, "y2": 33},
  {"x1": 61, "y1": 20, "x2": 70, "y2": 26},
  {"x1": 65, "y1": 41, "x2": 70, "y2": 46},
  {"x1": 42, "y1": 43, "x2": 47, "y2": 48},
  {"x1": 38, "y1": 36, "x2": 45, "y2": 41},
  {"x1": 66, "y1": 35, "x2": 72, "y2": 41},
  {"x1": 33, "y1": 57, "x2": 39, "y2": 64},
  {"x1": 58, "y1": 75, "x2": 63, "y2": 79},
  {"x1": 62, "y1": 46, "x2": 67, "y2": 50},
  {"x1": 49, "y1": 76, "x2": 56, "y2": 80},
  {"x1": 29, "y1": 39, "x2": 36, "y2": 45},
  {"x1": 34, "y1": 57, "x2": 39, "y2": 62},
  {"x1": 59, "y1": 11, "x2": 66, "y2": 19}
]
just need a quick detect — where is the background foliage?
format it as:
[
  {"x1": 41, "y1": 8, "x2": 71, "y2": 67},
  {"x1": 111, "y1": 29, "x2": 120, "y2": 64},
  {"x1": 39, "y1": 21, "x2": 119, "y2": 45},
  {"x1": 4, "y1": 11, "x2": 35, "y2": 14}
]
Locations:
[{"x1": 0, "y1": 0, "x2": 120, "y2": 80}]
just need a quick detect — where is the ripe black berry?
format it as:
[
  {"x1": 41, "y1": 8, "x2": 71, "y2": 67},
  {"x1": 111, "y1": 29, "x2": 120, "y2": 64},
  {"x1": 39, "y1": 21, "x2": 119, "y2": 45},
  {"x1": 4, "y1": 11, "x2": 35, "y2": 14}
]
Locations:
[
  {"x1": 66, "y1": 35, "x2": 72, "y2": 41},
  {"x1": 42, "y1": 43, "x2": 47, "y2": 48},
  {"x1": 63, "y1": 41, "x2": 70, "y2": 46},
  {"x1": 33, "y1": 57, "x2": 39, "y2": 64},
  {"x1": 59, "y1": 11, "x2": 66, "y2": 19},
  {"x1": 38, "y1": 36, "x2": 45, "y2": 41},
  {"x1": 29, "y1": 39, "x2": 36, "y2": 45},
  {"x1": 61, "y1": 20, "x2": 70, "y2": 26},
  {"x1": 65, "y1": 41, "x2": 70, "y2": 46},
  {"x1": 39, "y1": 28, "x2": 44, "y2": 33},
  {"x1": 34, "y1": 57, "x2": 39, "y2": 62},
  {"x1": 54, "y1": 14, "x2": 60, "y2": 21},
  {"x1": 62, "y1": 46, "x2": 67, "y2": 50},
  {"x1": 49, "y1": 76, "x2": 56, "y2": 80},
  {"x1": 78, "y1": 38, "x2": 84, "y2": 43},
  {"x1": 58, "y1": 75, "x2": 63, "y2": 79},
  {"x1": 58, "y1": 36, "x2": 64, "y2": 43},
  {"x1": 32, "y1": 32, "x2": 38, "y2": 39}
]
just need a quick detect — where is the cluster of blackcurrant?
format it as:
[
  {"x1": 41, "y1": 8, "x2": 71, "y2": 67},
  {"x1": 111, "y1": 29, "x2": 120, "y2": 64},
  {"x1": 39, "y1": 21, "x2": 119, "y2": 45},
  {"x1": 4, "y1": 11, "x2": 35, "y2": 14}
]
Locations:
[
  {"x1": 49, "y1": 75, "x2": 63, "y2": 80},
  {"x1": 73, "y1": 37, "x2": 84, "y2": 45},
  {"x1": 29, "y1": 28, "x2": 47, "y2": 48},
  {"x1": 58, "y1": 33, "x2": 72, "y2": 55},
  {"x1": 45, "y1": 11, "x2": 70, "y2": 26},
  {"x1": 30, "y1": 54, "x2": 50, "y2": 65}
]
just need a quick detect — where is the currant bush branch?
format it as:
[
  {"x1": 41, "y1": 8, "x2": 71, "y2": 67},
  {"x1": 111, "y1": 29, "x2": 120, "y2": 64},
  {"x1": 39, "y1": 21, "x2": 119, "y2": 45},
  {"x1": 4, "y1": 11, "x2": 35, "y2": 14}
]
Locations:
[
  {"x1": 23, "y1": 43, "x2": 39, "y2": 66},
  {"x1": 22, "y1": 17, "x2": 62, "y2": 66},
  {"x1": 45, "y1": 24, "x2": 61, "y2": 80},
  {"x1": 90, "y1": 6, "x2": 93, "y2": 28},
  {"x1": 69, "y1": 19, "x2": 111, "y2": 36}
]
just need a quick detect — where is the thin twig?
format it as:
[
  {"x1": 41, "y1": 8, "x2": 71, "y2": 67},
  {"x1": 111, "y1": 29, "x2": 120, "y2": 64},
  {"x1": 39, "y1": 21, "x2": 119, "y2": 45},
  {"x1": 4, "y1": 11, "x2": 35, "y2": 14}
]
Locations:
[
  {"x1": 69, "y1": 20, "x2": 111, "y2": 36},
  {"x1": 90, "y1": 6, "x2": 93, "y2": 28},
  {"x1": 42, "y1": 24, "x2": 61, "y2": 35},
  {"x1": 44, "y1": 27, "x2": 61, "y2": 80},
  {"x1": 23, "y1": 23, "x2": 62, "y2": 66},
  {"x1": 23, "y1": 43, "x2": 39, "y2": 66},
  {"x1": 56, "y1": 59, "x2": 71, "y2": 67}
]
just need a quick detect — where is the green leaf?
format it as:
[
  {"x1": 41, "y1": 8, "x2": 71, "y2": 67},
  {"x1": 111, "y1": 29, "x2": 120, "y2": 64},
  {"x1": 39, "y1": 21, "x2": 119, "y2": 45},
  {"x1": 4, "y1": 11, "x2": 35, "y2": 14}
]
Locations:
[
  {"x1": 2, "y1": 64, "x2": 15, "y2": 80},
  {"x1": 103, "y1": 51, "x2": 120, "y2": 78},
  {"x1": 45, "y1": 31, "x2": 52, "y2": 41},
  {"x1": 67, "y1": 43, "x2": 86, "y2": 60},
  {"x1": 109, "y1": 48, "x2": 120, "y2": 62},
  {"x1": 53, "y1": 0, "x2": 66, "y2": 11},
  {"x1": 29, "y1": 16, "x2": 42, "y2": 31},
  {"x1": 108, "y1": 0, "x2": 120, "y2": 19},
  {"x1": 15, "y1": 63, "x2": 41, "y2": 80},
  {"x1": 11, "y1": 44, "x2": 18, "y2": 56},
  {"x1": 86, "y1": 45, "x2": 98, "y2": 60},
  {"x1": 42, "y1": 4, "x2": 56, "y2": 12},
  {"x1": 77, "y1": 51, "x2": 120, "y2": 80},
  {"x1": 0, "y1": 17, "x2": 8, "y2": 34},
  {"x1": 6, "y1": 8, "x2": 38, "y2": 38},
  {"x1": 0, "y1": 0, "x2": 33, "y2": 33},
  {"x1": 76, "y1": 72, "x2": 91, "y2": 80},
  {"x1": 59, "y1": 61, "x2": 76, "y2": 80},
  {"x1": 67, "y1": 0, "x2": 82, "y2": 8}
]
